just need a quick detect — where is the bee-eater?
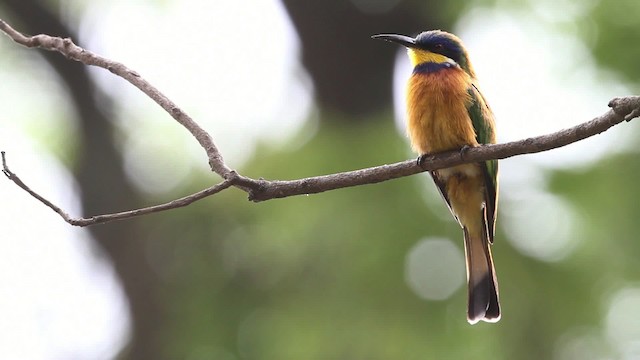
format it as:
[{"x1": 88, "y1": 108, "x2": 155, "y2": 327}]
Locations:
[{"x1": 372, "y1": 30, "x2": 500, "y2": 324}]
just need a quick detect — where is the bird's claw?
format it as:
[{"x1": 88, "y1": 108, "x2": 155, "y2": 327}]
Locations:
[
  {"x1": 416, "y1": 154, "x2": 428, "y2": 168},
  {"x1": 459, "y1": 145, "x2": 471, "y2": 160}
]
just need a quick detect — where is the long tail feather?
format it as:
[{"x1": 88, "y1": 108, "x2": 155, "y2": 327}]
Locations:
[{"x1": 463, "y1": 226, "x2": 500, "y2": 324}]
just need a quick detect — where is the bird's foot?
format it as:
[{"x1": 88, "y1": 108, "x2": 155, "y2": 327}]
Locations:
[
  {"x1": 416, "y1": 154, "x2": 428, "y2": 169},
  {"x1": 459, "y1": 145, "x2": 471, "y2": 160}
]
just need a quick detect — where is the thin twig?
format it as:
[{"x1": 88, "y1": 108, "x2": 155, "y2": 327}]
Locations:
[{"x1": 2, "y1": 151, "x2": 237, "y2": 226}]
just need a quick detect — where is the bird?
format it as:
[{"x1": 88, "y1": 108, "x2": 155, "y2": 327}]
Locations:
[{"x1": 372, "y1": 30, "x2": 500, "y2": 324}]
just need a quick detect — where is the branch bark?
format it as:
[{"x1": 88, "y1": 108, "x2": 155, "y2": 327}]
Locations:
[{"x1": 2, "y1": 19, "x2": 640, "y2": 226}]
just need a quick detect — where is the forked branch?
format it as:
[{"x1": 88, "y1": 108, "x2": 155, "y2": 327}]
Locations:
[{"x1": 1, "y1": 19, "x2": 639, "y2": 226}]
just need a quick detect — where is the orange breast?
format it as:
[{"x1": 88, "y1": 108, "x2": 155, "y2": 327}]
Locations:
[{"x1": 406, "y1": 67, "x2": 477, "y2": 155}]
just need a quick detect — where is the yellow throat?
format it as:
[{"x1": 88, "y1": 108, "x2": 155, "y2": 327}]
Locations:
[{"x1": 407, "y1": 48, "x2": 453, "y2": 67}]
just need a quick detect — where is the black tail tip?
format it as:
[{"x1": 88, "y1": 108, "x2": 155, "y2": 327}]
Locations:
[
  {"x1": 468, "y1": 310, "x2": 501, "y2": 325},
  {"x1": 467, "y1": 274, "x2": 501, "y2": 324}
]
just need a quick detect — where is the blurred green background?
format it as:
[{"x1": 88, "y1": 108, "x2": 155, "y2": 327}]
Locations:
[{"x1": 1, "y1": 0, "x2": 640, "y2": 359}]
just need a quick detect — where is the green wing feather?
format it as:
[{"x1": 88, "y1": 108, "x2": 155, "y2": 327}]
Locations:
[
  {"x1": 468, "y1": 84, "x2": 498, "y2": 242},
  {"x1": 427, "y1": 83, "x2": 499, "y2": 238}
]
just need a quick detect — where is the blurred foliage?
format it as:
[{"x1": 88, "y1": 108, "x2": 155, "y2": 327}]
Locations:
[
  {"x1": 4, "y1": 0, "x2": 640, "y2": 359},
  {"x1": 550, "y1": 153, "x2": 640, "y2": 282},
  {"x1": 137, "y1": 116, "x2": 640, "y2": 359},
  {"x1": 136, "y1": 0, "x2": 640, "y2": 357},
  {"x1": 585, "y1": 0, "x2": 640, "y2": 85},
  {"x1": 145, "y1": 118, "x2": 507, "y2": 359}
]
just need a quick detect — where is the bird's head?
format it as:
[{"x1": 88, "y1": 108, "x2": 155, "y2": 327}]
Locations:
[{"x1": 372, "y1": 30, "x2": 475, "y2": 78}]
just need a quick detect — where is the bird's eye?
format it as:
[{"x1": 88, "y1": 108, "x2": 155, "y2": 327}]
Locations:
[{"x1": 434, "y1": 44, "x2": 444, "y2": 51}]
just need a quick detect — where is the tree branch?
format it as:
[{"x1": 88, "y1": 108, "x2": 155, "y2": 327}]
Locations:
[
  {"x1": 237, "y1": 98, "x2": 640, "y2": 201},
  {"x1": 2, "y1": 19, "x2": 640, "y2": 226}
]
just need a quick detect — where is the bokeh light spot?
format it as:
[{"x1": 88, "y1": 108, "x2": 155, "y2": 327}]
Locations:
[
  {"x1": 404, "y1": 237, "x2": 465, "y2": 301},
  {"x1": 606, "y1": 287, "x2": 640, "y2": 358},
  {"x1": 502, "y1": 190, "x2": 578, "y2": 262},
  {"x1": 554, "y1": 327, "x2": 610, "y2": 360}
]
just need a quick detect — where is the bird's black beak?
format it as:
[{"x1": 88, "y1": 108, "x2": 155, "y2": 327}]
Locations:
[{"x1": 371, "y1": 34, "x2": 417, "y2": 48}]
